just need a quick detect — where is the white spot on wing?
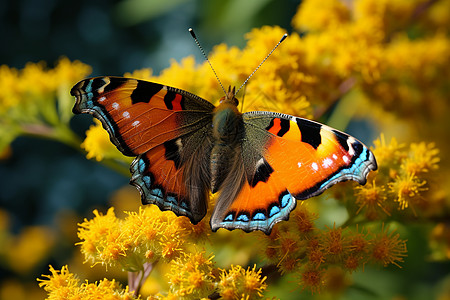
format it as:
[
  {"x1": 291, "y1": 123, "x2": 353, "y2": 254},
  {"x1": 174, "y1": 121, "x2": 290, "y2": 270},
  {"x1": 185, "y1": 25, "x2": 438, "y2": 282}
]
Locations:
[
  {"x1": 175, "y1": 138, "x2": 183, "y2": 149},
  {"x1": 343, "y1": 155, "x2": 350, "y2": 163},
  {"x1": 123, "y1": 111, "x2": 130, "y2": 118},
  {"x1": 132, "y1": 120, "x2": 140, "y2": 127},
  {"x1": 347, "y1": 137, "x2": 356, "y2": 156},
  {"x1": 297, "y1": 162, "x2": 302, "y2": 168},
  {"x1": 112, "y1": 102, "x2": 119, "y2": 110},
  {"x1": 256, "y1": 158, "x2": 265, "y2": 168},
  {"x1": 322, "y1": 158, "x2": 333, "y2": 168},
  {"x1": 311, "y1": 162, "x2": 319, "y2": 171},
  {"x1": 333, "y1": 154, "x2": 338, "y2": 160},
  {"x1": 98, "y1": 96, "x2": 106, "y2": 102}
]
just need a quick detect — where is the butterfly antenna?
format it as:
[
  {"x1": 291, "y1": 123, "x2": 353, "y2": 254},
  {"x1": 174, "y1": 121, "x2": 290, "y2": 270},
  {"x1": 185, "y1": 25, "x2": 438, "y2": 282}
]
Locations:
[
  {"x1": 235, "y1": 33, "x2": 288, "y2": 96},
  {"x1": 189, "y1": 28, "x2": 227, "y2": 95}
]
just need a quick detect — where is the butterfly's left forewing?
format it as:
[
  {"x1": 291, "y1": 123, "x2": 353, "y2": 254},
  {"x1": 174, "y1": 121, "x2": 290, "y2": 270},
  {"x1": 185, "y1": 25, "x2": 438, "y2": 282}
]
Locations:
[
  {"x1": 211, "y1": 111, "x2": 377, "y2": 234},
  {"x1": 71, "y1": 77, "x2": 215, "y2": 223}
]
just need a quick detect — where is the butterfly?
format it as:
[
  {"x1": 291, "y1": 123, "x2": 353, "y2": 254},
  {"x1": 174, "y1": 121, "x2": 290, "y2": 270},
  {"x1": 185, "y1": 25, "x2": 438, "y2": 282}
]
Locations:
[{"x1": 71, "y1": 76, "x2": 377, "y2": 234}]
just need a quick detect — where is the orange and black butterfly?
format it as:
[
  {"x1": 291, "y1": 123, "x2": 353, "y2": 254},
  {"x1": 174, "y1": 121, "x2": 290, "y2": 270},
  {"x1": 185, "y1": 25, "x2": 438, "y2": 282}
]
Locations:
[{"x1": 71, "y1": 75, "x2": 377, "y2": 234}]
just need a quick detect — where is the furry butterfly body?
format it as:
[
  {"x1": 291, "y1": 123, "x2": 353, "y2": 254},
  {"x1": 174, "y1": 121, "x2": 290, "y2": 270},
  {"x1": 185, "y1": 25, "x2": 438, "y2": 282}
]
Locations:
[{"x1": 71, "y1": 76, "x2": 377, "y2": 234}]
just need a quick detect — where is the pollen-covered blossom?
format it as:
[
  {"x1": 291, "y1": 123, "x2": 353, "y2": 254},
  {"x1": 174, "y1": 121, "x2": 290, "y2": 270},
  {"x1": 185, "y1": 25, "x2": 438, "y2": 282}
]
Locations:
[
  {"x1": 0, "y1": 58, "x2": 91, "y2": 154},
  {"x1": 217, "y1": 265, "x2": 267, "y2": 300},
  {"x1": 355, "y1": 134, "x2": 440, "y2": 217},
  {"x1": 81, "y1": 119, "x2": 126, "y2": 162},
  {"x1": 77, "y1": 208, "x2": 126, "y2": 268},
  {"x1": 355, "y1": 181, "x2": 390, "y2": 220},
  {"x1": 38, "y1": 265, "x2": 138, "y2": 300},
  {"x1": 165, "y1": 251, "x2": 216, "y2": 299},
  {"x1": 77, "y1": 206, "x2": 205, "y2": 271}
]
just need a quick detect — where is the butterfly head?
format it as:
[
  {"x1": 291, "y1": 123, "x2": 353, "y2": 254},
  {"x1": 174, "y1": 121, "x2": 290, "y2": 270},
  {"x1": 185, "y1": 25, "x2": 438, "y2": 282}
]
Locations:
[{"x1": 219, "y1": 86, "x2": 239, "y2": 107}]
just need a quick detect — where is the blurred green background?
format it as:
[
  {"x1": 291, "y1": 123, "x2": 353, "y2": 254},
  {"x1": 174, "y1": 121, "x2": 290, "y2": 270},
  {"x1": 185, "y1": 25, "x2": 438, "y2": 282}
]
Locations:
[{"x1": 0, "y1": 0, "x2": 298, "y2": 298}]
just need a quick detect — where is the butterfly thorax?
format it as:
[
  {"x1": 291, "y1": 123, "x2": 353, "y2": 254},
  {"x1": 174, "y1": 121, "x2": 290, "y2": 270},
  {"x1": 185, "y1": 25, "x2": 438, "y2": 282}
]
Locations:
[{"x1": 210, "y1": 89, "x2": 243, "y2": 193}]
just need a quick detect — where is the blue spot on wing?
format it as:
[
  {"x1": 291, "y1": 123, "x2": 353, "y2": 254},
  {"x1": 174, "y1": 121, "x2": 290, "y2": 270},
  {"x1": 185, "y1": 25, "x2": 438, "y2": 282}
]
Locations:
[
  {"x1": 269, "y1": 205, "x2": 281, "y2": 217},
  {"x1": 253, "y1": 213, "x2": 266, "y2": 221},
  {"x1": 151, "y1": 188, "x2": 163, "y2": 199},
  {"x1": 142, "y1": 175, "x2": 151, "y2": 188},
  {"x1": 236, "y1": 214, "x2": 250, "y2": 222},
  {"x1": 224, "y1": 214, "x2": 234, "y2": 221},
  {"x1": 219, "y1": 190, "x2": 296, "y2": 234},
  {"x1": 281, "y1": 192, "x2": 291, "y2": 208}
]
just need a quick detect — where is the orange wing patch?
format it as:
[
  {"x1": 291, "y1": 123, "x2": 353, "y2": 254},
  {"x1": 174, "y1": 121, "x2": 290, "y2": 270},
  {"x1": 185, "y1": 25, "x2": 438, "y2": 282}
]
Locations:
[
  {"x1": 71, "y1": 77, "x2": 190, "y2": 156},
  {"x1": 130, "y1": 144, "x2": 191, "y2": 219},
  {"x1": 211, "y1": 166, "x2": 296, "y2": 234}
]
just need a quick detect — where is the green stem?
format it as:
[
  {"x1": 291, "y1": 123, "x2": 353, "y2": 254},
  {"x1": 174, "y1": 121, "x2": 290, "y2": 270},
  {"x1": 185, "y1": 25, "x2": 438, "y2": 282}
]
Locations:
[{"x1": 21, "y1": 122, "x2": 130, "y2": 177}]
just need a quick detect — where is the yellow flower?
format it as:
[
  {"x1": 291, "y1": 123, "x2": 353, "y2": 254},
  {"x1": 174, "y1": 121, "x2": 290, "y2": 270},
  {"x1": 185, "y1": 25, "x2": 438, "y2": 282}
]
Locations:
[
  {"x1": 292, "y1": 0, "x2": 351, "y2": 32},
  {"x1": 124, "y1": 68, "x2": 154, "y2": 81},
  {"x1": 38, "y1": 265, "x2": 81, "y2": 298},
  {"x1": 0, "y1": 65, "x2": 21, "y2": 111},
  {"x1": 166, "y1": 252, "x2": 215, "y2": 299},
  {"x1": 218, "y1": 265, "x2": 267, "y2": 300},
  {"x1": 372, "y1": 134, "x2": 405, "y2": 175},
  {"x1": 77, "y1": 207, "x2": 127, "y2": 268},
  {"x1": 77, "y1": 205, "x2": 208, "y2": 273},
  {"x1": 38, "y1": 265, "x2": 137, "y2": 300},
  {"x1": 403, "y1": 142, "x2": 440, "y2": 175},
  {"x1": 389, "y1": 172, "x2": 427, "y2": 212},
  {"x1": 81, "y1": 119, "x2": 125, "y2": 161},
  {"x1": 355, "y1": 181, "x2": 390, "y2": 220}
]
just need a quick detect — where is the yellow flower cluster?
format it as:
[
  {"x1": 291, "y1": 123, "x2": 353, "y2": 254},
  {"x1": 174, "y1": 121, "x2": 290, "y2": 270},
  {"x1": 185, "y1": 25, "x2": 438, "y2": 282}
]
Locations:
[
  {"x1": 163, "y1": 252, "x2": 215, "y2": 299},
  {"x1": 0, "y1": 57, "x2": 91, "y2": 155},
  {"x1": 38, "y1": 265, "x2": 137, "y2": 300},
  {"x1": 77, "y1": 206, "x2": 206, "y2": 271},
  {"x1": 0, "y1": 58, "x2": 90, "y2": 112},
  {"x1": 217, "y1": 265, "x2": 267, "y2": 300},
  {"x1": 81, "y1": 119, "x2": 125, "y2": 162},
  {"x1": 355, "y1": 134, "x2": 440, "y2": 219},
  {"x1": 76, "y1": 206, "x2": 268, "y2": 299}
]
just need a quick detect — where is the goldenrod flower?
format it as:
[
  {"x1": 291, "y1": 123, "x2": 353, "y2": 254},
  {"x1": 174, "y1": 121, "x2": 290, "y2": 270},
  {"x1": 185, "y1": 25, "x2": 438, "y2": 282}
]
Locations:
[
  {"x1": 389, "y1": 173, "x2": 427, "y2": 212},
  {"x1": 403, "y1": 142, "x2": 440, "y2": 175},
  {"x1": 77, "y1": 208, "x2": 127, "y2": 268},
  {"x1": 166, "y1": 252, "x2": 215, "y2": 299},
  {"x1": 293, "y1": 205, "x2": 317, "y2": 235},
  {"x1": 356, "y1": 181, "x2": 390, "y2": 220},
  {"x1": 369, "y1": 226, "x2": 407, "y2": 267},
  {"x1": 372, "y1": 134, "x2": 405, "y2": 174},
  {"x1": 292, "y1": 0, "x2": 351, "y2": 32},
  {"x1": 38, "y1": 265, "x2": 137, "y2": 299},
  {"x1": 38, "y1": 265, "x2": 80, "y2": 298},
  {"x1": 81, "y1": 119, "x2": 126, "y2": 162},
  {"x1": 218, "y1": 265, "x2": 267, "y2": 300}
]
